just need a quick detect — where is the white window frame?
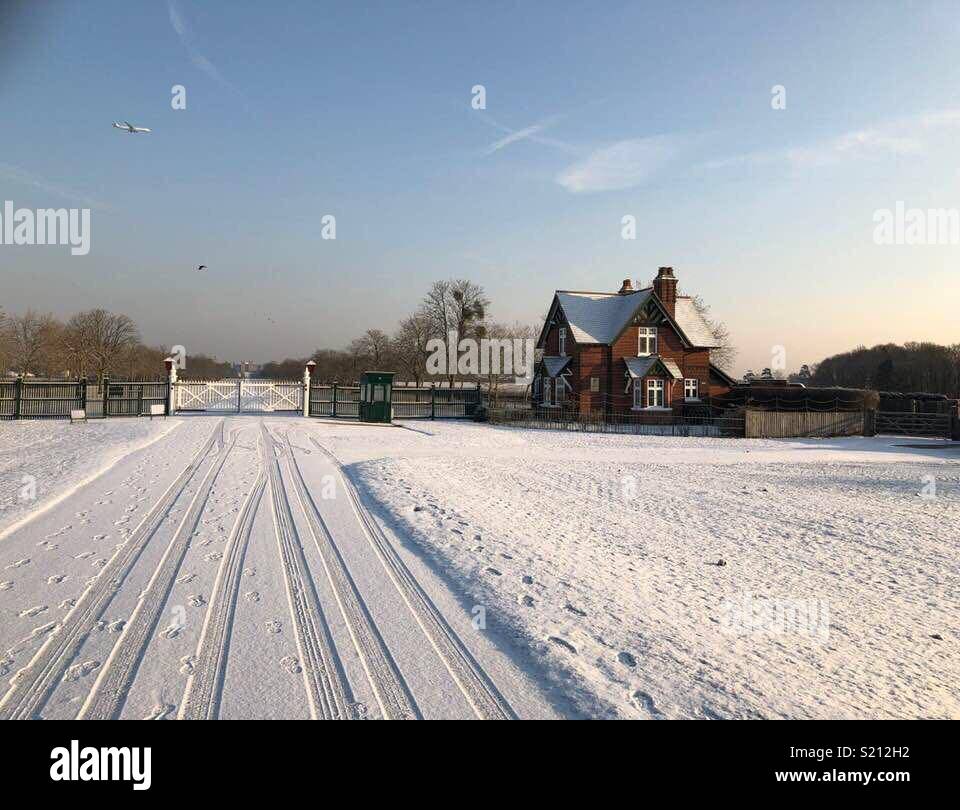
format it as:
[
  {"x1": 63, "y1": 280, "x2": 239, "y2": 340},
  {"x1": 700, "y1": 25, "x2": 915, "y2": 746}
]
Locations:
[
  {"x1": 542, "y1": 378, "x2": 552, "y2": 406},
  {"x1": 558, "y1": 326, "x2": 566, "y2": 357},
  {"x1": 556, "y1": 377, "x2": 565, "y2": 405},
  {"x1": 590, "y1": 376, "x2": 599, "y2": 393},
  {"x1": 646, "y1": 378, "x2": 665, "y2": 408},
  {"x1": 638, "y1": 326, "x2": 657, "y2": 356},
  {"x1": 632, "y1": 379, "x2": 644, "y2": 410},
  {"x1": 684, "y1": 378, "x2": 699, "y2": 400}
]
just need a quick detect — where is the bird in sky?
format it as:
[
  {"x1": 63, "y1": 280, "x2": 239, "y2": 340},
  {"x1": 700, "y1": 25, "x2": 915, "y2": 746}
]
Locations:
[
  {"x1": 112, "y1": 121, "x2": 151, "y2": 134},
  {"x1": 197, "y1": 265, "x2": 207, "y2": 272}
]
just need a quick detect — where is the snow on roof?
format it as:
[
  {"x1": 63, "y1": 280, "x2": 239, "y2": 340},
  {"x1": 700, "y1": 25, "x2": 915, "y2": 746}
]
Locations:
[
  {"x1": 625, "y1": 356, "x2": 682, "y2": 379},
  {"x1": 542, "y1": 356, "x2": 572, "y2": 377},
  {"x1": 554, "y1": 288, "x2": 719, "y2": 348},
  {"x1": 673, "y1": 297, "x2": 720, "y2": 348},
  {"x1": 556, "y1": 289, "x2": 651, "y2": 344}
]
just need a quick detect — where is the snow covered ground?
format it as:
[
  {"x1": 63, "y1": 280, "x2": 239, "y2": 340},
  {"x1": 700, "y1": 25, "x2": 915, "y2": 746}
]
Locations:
[{"x1": 0, "y1": 415, "x2": 957, "y2": 719}]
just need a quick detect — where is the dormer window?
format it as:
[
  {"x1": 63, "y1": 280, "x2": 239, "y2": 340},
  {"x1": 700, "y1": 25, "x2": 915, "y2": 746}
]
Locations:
[
  {"x1": 638, "y1": 326, "x2": 657, "y2": 356},
  {"x1": 559, "y1": 327, "x2": 566, "y2": 356}
]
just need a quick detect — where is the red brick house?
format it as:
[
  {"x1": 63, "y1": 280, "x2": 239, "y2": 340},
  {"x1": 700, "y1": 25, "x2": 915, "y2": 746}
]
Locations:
[{"x1": 534, "y1": 267, "x2": 736, "y2": 413}]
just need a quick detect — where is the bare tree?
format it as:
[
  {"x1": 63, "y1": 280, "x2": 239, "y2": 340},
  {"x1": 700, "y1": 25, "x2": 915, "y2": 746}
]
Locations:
[
  {"x1": 349, "y1": 328, "x2": 392, "y2": 368},
  {"x1": 7, "y1": 310, "x2": 61, "y2": 376},
  {"x1": 392, "y1": 311, "x2": 433, "y2": 386},
  {"x1": 421, "y1": 278, "x2": 490, "y2": 384},
  {"x1": 69, "y1": 309, "x2": 140, "y2": 382},
  {"x1": 689, "y1": 295, "x2": 737, "y2": 372}
]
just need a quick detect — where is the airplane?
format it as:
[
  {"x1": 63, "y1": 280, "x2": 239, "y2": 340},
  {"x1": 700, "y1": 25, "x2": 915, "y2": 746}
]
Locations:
[{"x1": 112, "y1": 121, "x2": 152, "y2": 134}]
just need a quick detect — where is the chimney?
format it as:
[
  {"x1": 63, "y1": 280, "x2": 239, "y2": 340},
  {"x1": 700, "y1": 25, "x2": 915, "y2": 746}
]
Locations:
[
  {"x1": 617, "y1": 278, "x2": 634, "y2": 295},
  {"x1": 652, "y1": 266, "x2": 677, "y2": 317}
]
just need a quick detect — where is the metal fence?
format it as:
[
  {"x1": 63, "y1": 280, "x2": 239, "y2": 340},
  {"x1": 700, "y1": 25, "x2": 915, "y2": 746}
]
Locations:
[
  {"x1": 0, "y1": 378, "x2": 168, "y2": 420},
  {"x1": 308, "y1": 384, "x2": 481, "y2": 420},
  {"x1": 487, "y1": 406, "x2": 745, "y2": 437},
  {"x1": 874, "y1": 411, "x2": 953, "y2": 438}
]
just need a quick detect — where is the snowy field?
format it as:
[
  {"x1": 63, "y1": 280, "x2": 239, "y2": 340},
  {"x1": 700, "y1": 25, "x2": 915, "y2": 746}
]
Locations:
[{"x1": 0, "y1": 415, "x2": 957, "y2": 719}]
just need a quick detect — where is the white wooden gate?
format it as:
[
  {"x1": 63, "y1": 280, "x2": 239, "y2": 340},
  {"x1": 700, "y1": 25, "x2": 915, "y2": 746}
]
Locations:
[{"x1": 175, "y1": 379, "x2": 303, "y2": 413}]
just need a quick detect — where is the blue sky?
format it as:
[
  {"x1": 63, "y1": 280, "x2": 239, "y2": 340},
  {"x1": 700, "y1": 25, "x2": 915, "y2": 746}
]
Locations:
[{"x1": 1, "y1": 0, "x2": 959, "y2": 373}]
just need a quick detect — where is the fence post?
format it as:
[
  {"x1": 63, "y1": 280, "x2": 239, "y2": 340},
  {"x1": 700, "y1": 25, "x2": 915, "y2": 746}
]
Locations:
[
  {"x1": 102, "y1": 376, "x2": 110, "y2": 418},
  {"x1": 863, "y1": 409, "x2": 877, "y2": 437},
  {"x1": 302, "y1": 362, "x2": 314, "y2": 418},
  {"x1": 79, "y1": 377, "x2": 87, "y2": 413},
  {"x1": 13, "y1": 375, "x2": 23, "y2": 420},
  {"x1": 430, "y1": 384, "x2": 436, "y2": 420},
  {"x1": 332, "y1": 382, "x2": 338, "y2": 418}
]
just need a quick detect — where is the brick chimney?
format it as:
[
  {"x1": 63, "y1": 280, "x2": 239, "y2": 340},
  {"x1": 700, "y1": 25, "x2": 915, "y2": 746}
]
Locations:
[
  {"x1": 617, "y1": 278, "x2": 634, "y2": 295},
  {"x1": 652, "y1": 266, "x2": 677, "y2": 317}
]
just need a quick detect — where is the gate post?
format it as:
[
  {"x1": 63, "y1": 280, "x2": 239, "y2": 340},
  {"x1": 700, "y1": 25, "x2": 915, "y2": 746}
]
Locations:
[
  {"x1": 431, "y1": 383, "x2": 436, "y2": 420},
  {"x1": 164, "y1": 358, "x2": 177, "y2": 415},
  {"x1": 237, "y1": 378, "x2": 242, "y2": 413},
  {"x1": 332, "y1": 382, "x2": 338, "y2": 418},
  {"x1": 13, "y1": 375, "x2": 22, "y2": 420},
  {"x1": 303, "y1": 361, "x2": 315, "y2": 417},
  {"x1": 863, "y1": 409, "x2": 877, "y2": 437},
  {"x1": 79, "y1": 377, "x2": 88, "y2": 413},
  {"x1": 102, "y1": 376, "x2": 110, "y2": 418}
]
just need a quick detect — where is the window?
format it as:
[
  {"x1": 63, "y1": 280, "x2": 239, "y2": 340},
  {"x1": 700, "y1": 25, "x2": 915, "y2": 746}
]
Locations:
[
  {"x1": 632, "y1": 380, "x2": 644, "y2": 409},
  {"x1": 638, "y1": 327, "x2": 657, "y2": 356},
  {"x1": 646, "y1": 378, "x2": 665, "y2": 408},
  {"x1": 684, "y1": 378, "x2": 699, "y2": 400},
  {"x1": 559, "y1": 327, "x2": 566, "y2": 357},
  {"x1": 542, "y1": 378, "x2": 552, "y2": 406},
  {"x1": 556, "y1": 378, "x2": 565, "y2": 404},
  {"x1": 590, "y1": 377, "x2": 599, "y2": 393}
]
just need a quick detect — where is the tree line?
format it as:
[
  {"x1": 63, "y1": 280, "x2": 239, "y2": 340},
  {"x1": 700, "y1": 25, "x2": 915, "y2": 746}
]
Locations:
[
  {"x1": 798, "y1": 342, "x2": 960, "y2": 396},
  {"x1": 0, "y1": 307, "x2": 233, "y2": 381}
]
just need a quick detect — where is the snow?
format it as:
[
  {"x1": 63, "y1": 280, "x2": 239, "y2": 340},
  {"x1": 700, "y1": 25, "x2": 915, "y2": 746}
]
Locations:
[
  {"x1": 1, "y1": 415, "x2": 957, "y2": 719},
  {"x1": 0, "y1": 418, "x2": 180, "y2": 541}
]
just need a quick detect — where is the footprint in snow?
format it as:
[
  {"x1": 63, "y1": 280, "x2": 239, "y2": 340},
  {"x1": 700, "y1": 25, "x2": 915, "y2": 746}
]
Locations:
[
  {"x1": 547, "y1": 636, "x2": 577, "y2": 654},
  {"x1": 264, "y1": 620, "x2": 282, "y2": 635},
  {"x1": 630, "y1": 690, "x2": 660, "y2": 716},
  {"x1": 144, "y1": 703, "x2": 176, "y2": 720},
  {"x1": 47, "y1": 574, "x2": 68, "y2": 585},
  {"x1": 243, "y1": 568, "x2": 256, "y2": 577},
  {"x1": 485, "y1": 567, "x2": 502, "y2": 577},
  {"x1": 74, "y1": 551, "x2": 94, "y2": 560},
  {"x1": 59, "y1": 598, "x2": 76, "y2": 609},
  {"x1": 0, "y1": 581, "x2": 13, "y2": 591},
  {"x1": 62, "y1": 660, "x2": 100, "y2": 682},
  {"x1": 205, "y1": 552, "x2": 222, "y2": 562},
  {"x1": 179, "y1": 656, "x2": 196, "y2": 675},
  {"x1": 280, "y1": 655, "x2": 302, "y2": 674},
  {"x1": 618, "y1": 651, "x2": 637, "y2": 669},
  {"x1": 36, "y1": 540, "x2": 57, "y2": 550},
  {"x1": 0, "y1": 656, "x2": 12, "y2": 676},
  {"x1": 521, "y1": 595, "x2": 535, "y2": 608},
  {"x1": 187, "y1": 594, "x2": 205, "y2": 607},
  {"x1": 6, "y1": 559, "x2": 30, "y2": 569},
  {"x1": 18, "y1": 605, "x2": 48, "y2": 618},
  {"x1": 176, "y1": 573, "x2": 196, "y2": 584},
  {"x1": 244, "y1": 591, "x2": 261, "y2": 603},
  {"x1": 565, "y1": 604, "x2": 587, "y2": 617},
  {"x1": 159, "y1": 624, "x2": 183, "y2": 640},
  {"x1": 521, "y1": 575, "x2": 534, "y2": 585}
]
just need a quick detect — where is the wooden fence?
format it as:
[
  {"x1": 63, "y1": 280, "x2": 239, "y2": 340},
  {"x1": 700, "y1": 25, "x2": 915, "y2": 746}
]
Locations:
[
  {"x1": 745, "y1": 409, "x2": 865, "y2": 438},
  {"x1": 874, "y1": 411, "x2": 953, "y2": 438},
  {"x1": 0, "y1": 378, "x2": 169, "y2": 420}
]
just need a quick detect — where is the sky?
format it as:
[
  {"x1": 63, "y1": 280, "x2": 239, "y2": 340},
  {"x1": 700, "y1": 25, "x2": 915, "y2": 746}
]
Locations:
[{"x1": 0, "y1": 0, "x2": 958, "y2": 375}]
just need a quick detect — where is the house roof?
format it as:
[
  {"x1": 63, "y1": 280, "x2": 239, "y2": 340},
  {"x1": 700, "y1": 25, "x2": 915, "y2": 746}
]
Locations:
[
  {"x1": 553, "y1": 289, "x2": 720, "y2": 348},
  {"x1": 625, "y1": 355, "x2": 682, "y2": 380},
  {"x1": 542, "y1": 356, "x2": 572, "y2": 377}
]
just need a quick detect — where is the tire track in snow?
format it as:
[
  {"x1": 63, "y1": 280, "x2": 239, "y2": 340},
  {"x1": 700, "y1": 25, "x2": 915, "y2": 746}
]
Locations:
[
  {"x1": 77, "y1": 427, "x2": 241, "y2": 719},
  {"x1": 261, "y1": 425, "x2": 353, "y2": 720},
  {"x1": 0, "y1": 419, "x2": 225, "y2": 720},
  {"x1": 179, "y1": 464, "x2": 267, "y2": 720},
  {"x1": 283, "y1": 432, "x2": 420, "y2": 720},
  {"x1": 308, "y1": 436, "x2": 516, "y2": 721}
]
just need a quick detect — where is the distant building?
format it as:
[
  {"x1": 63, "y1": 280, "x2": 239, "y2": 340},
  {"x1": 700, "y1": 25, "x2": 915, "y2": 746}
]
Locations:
[{"x1": 535, "y1": 267, "x2": 736, "y2": 413}]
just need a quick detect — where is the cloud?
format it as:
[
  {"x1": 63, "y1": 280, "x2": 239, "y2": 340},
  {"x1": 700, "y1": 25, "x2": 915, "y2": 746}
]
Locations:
[
  {"x1": 555, "y1": 135, "x2": 680, "y2": 193},
  {"x1": 702, "y1": 109, "x2": 960, "y2": 172},
  {"x1": 167, "y1": 0, "x2": 243, "y2": 99},
  {"x1": 0, "y1": 163, "x2": 112, "y2": 210},
  {"x1": 477, "y1": 113, "x2": 578, "y2": 156}
]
